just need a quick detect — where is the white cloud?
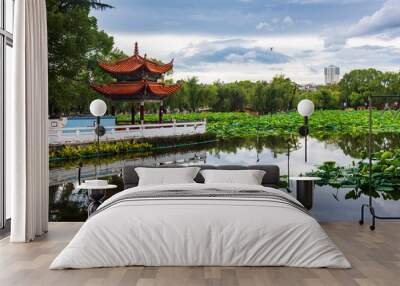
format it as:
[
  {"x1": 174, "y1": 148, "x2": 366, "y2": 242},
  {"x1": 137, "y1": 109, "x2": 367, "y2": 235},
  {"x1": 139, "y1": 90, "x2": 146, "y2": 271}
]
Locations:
[
  {"x1": 334, "y1": 45, "x2": 400, "y2": 70},
  {"x1": 325, "y1": 0, "x2": 400, "y2": 49},
  {"x1": 256, "y1": 22, "x2": 271, "y2": 30},
  {"x1": 109, "y1": 32, "x2": 214, "y2": 61},
  {"x1": 283, "y1": 16, "x2": 294, "y2": 25},
  {"x1": 108, "y1": 32, "x2": 400, "y2": 84},
  {"x1": 256, "y1": 16, "x2": 296, "y2": 31},
  {"x1": 173, "y1": 60, "x2": 323, "y2": 84},
  {"x1": 225, "y1": 51, "x2": 256, "y2": 62},
  {"x1": 272, "y1": 18, "x2": 280, "y2": 24},
  {"x1": 173, "y1": 39, "x2": 291, "y2": 67}
]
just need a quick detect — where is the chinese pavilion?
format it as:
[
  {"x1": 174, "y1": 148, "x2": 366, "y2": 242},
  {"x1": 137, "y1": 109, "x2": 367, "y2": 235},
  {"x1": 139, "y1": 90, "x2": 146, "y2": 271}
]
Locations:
[{"x1": 91, "y1": 42, "x2": 180, "y2": 124}]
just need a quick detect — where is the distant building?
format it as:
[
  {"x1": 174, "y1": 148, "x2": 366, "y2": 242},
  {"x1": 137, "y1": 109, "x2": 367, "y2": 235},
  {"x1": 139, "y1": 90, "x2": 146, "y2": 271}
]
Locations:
[
  {"x1": 297, "y1": 83, "x2": 319, "y2": 92},
  {"x1": 324, "y1": 65, "x2": 340, "y2": 84}
]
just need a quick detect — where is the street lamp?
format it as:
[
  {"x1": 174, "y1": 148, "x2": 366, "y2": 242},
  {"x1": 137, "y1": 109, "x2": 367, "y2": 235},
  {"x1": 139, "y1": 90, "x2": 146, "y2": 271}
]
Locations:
[
  {"x1": 90, "y1": 99, "x2": 107, "y2": 177},
  {"x1": 297, "y1": 99, "x2": 314, "y2": 162}
]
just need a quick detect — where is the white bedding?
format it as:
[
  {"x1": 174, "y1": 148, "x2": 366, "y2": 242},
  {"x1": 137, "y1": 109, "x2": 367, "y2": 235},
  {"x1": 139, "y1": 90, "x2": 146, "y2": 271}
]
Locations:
[{"x1": 50, "y1": 183, "x2": 351, "y2": 269}]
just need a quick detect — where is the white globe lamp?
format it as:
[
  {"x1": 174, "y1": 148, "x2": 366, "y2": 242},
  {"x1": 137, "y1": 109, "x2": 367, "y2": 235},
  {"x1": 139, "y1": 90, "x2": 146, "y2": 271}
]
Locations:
[
  {"x1": 90, "y1": 99, "x2": 107, "y2": 117},
  {"x1": 297, "y1": 99, "x2": 314, "y2": 117}
]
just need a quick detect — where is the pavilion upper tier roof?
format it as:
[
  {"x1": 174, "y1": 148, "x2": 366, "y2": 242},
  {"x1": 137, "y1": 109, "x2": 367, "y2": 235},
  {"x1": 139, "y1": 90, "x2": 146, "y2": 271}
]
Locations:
[
  {"x1": 91, "y1": 80, "x2": 181, "y2": 101},
  {"x1": 98, "y1": 42, "x2": 173, "y2": 76}
]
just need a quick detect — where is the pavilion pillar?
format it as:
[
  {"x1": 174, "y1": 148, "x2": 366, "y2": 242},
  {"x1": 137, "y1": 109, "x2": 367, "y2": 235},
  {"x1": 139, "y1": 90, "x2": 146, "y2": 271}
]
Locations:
[
  {"x1": 159, "y1": 101, "x2": 164, "y2": 123},
  {"x1": 140, "y1": 101, "x2": 145, "y2": 124},
  {"x1": 130, "y1": 103, "x2": 135, "y2": 125},
  {"x1": 111, "y1": 105, "x2": 117, "y2": 125}
]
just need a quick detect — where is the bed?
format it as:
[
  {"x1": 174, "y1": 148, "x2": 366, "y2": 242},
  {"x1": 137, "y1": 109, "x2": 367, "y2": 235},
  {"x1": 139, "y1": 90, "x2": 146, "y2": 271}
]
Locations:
[{"x1": 50, "y1": 165, "x2": 351, "y2": 269}]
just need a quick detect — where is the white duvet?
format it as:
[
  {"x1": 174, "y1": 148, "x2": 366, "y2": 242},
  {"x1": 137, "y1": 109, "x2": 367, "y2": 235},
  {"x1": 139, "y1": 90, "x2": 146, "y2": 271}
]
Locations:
[{"x1": 50, "y1": 183, "x2": 351, "y2": 269}]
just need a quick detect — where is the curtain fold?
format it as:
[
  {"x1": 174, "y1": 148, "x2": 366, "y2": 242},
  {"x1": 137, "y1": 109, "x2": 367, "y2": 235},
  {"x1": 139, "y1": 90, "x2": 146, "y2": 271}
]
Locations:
[{"x1": 8, "y1": 0, "x2": 49, "y2": 242}]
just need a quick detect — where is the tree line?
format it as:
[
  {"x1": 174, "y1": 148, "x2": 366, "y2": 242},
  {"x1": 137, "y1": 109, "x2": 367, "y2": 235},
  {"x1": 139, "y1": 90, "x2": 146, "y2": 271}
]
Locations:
[
  {"x1": 165, "y1": 69, "x2": 400, "y2": 114},
  {"x1": 47, "y1": 1, "x2": 400, "y2": 116}
]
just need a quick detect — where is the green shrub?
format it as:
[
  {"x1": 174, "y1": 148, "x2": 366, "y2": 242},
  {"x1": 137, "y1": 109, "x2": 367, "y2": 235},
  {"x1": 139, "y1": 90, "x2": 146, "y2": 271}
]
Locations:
[{"x1": 49, "y1": 133, "x2": 217, "y2": 161}]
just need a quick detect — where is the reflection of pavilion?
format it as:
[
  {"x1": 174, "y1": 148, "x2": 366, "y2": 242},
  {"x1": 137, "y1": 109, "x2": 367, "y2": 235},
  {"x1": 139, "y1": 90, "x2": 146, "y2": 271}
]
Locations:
[{"x1": 91, "y1": 42, "x2": 180, "y2": 125}]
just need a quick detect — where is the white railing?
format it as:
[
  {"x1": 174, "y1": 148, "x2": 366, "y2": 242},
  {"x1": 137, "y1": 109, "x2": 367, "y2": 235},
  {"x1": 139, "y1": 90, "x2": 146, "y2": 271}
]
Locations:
[{"x1": 48, "y1": 120, "x2": 207, "y2": 145}]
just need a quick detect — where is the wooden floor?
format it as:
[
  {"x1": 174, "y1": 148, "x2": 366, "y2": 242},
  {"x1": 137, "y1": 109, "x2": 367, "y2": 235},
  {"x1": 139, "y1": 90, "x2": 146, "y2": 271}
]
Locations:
[{"x1": 0, "y1": 222, "x2": 399, "y2": 286}]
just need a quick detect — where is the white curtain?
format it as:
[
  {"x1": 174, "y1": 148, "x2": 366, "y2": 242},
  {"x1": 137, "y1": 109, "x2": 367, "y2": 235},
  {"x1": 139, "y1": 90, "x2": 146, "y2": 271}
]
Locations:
[{"x1": 7, "y1": 0, "x2": 49, "y2": 242}]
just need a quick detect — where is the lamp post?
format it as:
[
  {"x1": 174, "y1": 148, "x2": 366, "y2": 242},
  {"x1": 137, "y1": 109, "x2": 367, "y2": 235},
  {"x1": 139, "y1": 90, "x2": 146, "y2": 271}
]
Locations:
[
  {"x1": 297, "y1": 99, "x2": 314, "y2": 162},
  {"x1": 90, "y1": 99, "x2": 107, "y2": 177}
]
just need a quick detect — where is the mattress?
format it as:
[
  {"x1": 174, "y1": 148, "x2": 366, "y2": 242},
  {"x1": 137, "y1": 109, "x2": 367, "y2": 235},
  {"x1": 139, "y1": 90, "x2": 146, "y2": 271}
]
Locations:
[{"x1": 50, "y1": 183, "x2": 351, "y2": 269}]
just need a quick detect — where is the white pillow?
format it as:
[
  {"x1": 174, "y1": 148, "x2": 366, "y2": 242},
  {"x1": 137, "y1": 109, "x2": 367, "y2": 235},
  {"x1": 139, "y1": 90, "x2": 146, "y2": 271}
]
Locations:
[
  {"x1": 135, "y1": 167, "x2": 201, "y2": 186},
  {"x1": 200, "y1": 169, "x2": 266, "y2": 185}
]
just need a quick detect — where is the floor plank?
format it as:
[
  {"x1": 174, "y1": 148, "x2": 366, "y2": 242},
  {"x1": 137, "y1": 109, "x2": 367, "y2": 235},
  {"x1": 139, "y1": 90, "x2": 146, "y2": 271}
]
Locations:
[{"x1": 0, "y1": 222, "x2": 399, "y2": 286}]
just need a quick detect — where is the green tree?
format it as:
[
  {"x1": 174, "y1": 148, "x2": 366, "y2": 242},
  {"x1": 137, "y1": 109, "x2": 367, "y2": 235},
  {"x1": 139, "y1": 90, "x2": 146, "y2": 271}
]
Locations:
[
  {"x1": 249, "y1": 81, "x2": 269, "y2": 114},
  {"x1": 184, "y1": 77, "x2": 203, "y2": 111},
  {"x1": 57, "y1": 0, "x2": 112, "y2": 11},
  {"x1": 313, "y1": 88, "x2": 340, "y2": 109},
  {"x1": 47, "y1": 0, "x2": 116, "y2": 116},
  {"x1": 269, "y1": 75, "x2": 297, "y2": 111},
  {"x1": 223, "y1": 83, "x2": 246, "y2": 111},
  {"x1": 339, "y1": 69, "x2": 383, "y2": 107}
]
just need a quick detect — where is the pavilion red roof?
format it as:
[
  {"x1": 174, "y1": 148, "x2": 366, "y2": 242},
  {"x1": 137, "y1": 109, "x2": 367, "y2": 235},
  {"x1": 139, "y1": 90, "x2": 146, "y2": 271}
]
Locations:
[
  {"x1": 98, "y1": 43, "x2": 173, "y2": 75},
  {"x1": 91, "y1": 80, "x2": 181, "y2": 98}
]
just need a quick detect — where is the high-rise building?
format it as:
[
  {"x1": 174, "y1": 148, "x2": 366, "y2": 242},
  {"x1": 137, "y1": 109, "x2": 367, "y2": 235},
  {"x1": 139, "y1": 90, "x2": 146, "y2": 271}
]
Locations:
[{"x1": 324, "y1": 65, "x2": 340, "y2": 84}]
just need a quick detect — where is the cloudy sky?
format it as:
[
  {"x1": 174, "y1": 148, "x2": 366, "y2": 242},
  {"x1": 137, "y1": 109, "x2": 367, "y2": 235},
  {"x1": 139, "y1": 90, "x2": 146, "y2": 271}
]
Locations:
[{"x1": 92, "y1": 0, "x2": 400, "y2": 84}]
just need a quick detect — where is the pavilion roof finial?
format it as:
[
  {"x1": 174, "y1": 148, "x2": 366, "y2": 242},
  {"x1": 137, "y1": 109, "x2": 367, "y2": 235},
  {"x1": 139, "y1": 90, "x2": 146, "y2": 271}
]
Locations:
[{"x1": 134, "y1": 42, "x2": 139, "y2": 56}]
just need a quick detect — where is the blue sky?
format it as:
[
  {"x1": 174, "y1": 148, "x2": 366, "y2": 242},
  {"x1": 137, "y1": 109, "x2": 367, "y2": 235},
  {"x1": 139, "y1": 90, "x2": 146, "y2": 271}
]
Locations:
[{"x1": 92, "y1": 0, "x2": 400, "y2": 83}]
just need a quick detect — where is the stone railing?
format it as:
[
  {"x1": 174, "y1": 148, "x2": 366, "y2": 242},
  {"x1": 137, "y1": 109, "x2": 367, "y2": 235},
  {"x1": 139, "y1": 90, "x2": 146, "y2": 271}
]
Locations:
[{"x1": 48, "y1": 120, "x2": 207, "y2": 145}]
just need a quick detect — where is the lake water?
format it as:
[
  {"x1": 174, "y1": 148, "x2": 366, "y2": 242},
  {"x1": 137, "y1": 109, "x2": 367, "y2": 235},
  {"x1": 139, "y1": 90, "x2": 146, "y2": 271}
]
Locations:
[
  {"x1": 64, "y1": 116, "x2": 116, "y2": 128},
  {"x1": 49, "y1": 134, "x2": 400, "y2": 223}
]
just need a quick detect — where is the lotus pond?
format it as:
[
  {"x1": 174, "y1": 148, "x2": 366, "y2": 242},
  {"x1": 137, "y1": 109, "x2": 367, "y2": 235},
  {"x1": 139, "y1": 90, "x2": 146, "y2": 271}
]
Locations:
[
  {"x1": 50, "y1": 128, "x2": 400, "y2": 223},
  {"x1": 119, "y1": 110, "x2": 400, "y2": 138}
]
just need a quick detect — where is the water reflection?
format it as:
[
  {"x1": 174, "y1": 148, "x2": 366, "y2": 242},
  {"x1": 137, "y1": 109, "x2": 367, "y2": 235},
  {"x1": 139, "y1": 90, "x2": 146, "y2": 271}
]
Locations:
[
  {"x1": 49, "y1": 133, "x2": 400, "y2": 222},
  {"x1": 49, "y1": 183, "x2": 87, "y2": 222},
  {"x1": 314, "y1": 132, "x2": 400, "y2": 159}
]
